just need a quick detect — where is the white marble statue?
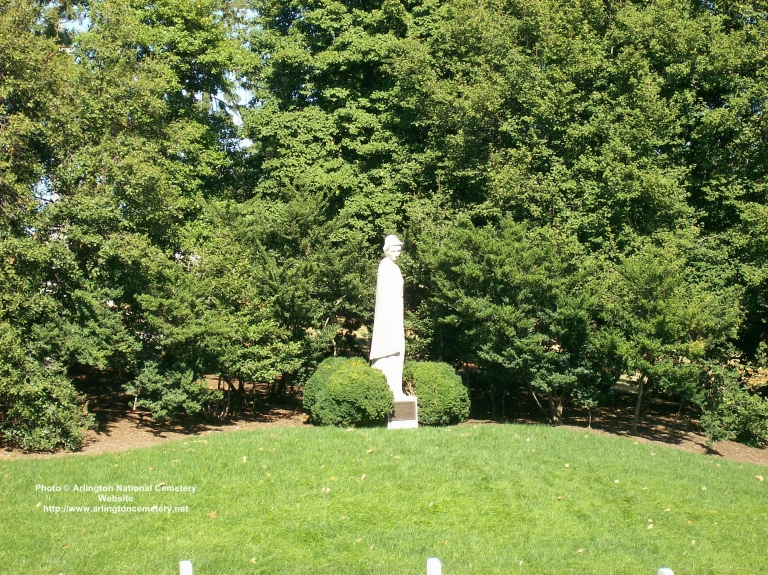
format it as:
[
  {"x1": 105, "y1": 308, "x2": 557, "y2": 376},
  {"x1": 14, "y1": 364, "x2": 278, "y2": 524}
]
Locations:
[{"x1": 370, "y1": 235, "x2": 406, "y2": 399}]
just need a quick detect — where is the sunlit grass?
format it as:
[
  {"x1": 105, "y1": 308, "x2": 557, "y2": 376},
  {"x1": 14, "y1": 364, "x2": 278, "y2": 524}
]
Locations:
[{"x1": 0, "y1": 424, "x2": 766, "y2": 574}]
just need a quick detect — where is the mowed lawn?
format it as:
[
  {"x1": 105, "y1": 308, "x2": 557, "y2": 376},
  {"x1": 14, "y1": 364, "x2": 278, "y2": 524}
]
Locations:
[{"x1": 0, "y1": 424, "x2": 766, "y2": 575}]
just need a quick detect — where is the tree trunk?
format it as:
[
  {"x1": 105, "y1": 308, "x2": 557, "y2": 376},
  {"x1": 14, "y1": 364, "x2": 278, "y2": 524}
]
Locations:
[
  {"x1": 672, "y1": 398, "x2": 685, "y2": 432},
  {"x1": 501, "y1": 386, "x2": 506, "y2": 422},
  {"x1": 528, "y1": 385, "x2": 550, "y2": 421},
  {"x1": 547, "y1": 392, "x2": 563, "y2": 425},
  {"x1": 631, "y1": 374, "x2": 646, "y2": 436},
  {"x1": 489, "y1": 379, "x2": 497, "y2": 420}
]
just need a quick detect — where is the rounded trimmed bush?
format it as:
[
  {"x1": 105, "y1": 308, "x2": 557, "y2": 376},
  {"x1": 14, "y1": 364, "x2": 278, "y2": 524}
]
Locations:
[
  {"x1": 300, "y1": 356, "x2": 346, "y2": 415},
  {"x1": 403, "y1": 361, "x2": 470, "y2": 425},
  {"x1": 303, "y1": 357, "x2": 394, "y2": 427}
]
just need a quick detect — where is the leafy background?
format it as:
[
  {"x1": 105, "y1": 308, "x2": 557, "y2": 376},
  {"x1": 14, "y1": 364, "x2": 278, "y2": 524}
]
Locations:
[{"x1": 1, "y1": 0, "x2": 767, "y2": 449}]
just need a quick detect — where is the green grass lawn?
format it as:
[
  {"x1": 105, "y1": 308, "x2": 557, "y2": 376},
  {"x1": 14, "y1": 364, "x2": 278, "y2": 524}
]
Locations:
[{"x1": 1, "y1": 424, "x2": 766, "y2": 575}]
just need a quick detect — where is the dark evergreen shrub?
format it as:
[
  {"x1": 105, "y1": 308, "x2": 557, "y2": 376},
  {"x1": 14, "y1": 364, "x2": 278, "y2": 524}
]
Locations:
[
  {"x1": 303, "y1": 357, "x2": 393, "y2": 426},
  {"x1": 0, "y1": 325, "x2": 93, "y2": 451},
  {"x1": 124, "y1": 362, "x2": 216, "y2": 423},
  {"x1": 403, "y1": 361, "x2": 470, "y2": 425},
  {"x1": 0, "y1": 371, "x2": 93, "y2": 452},
  {"x1": 700, "y1": 374, "x2": 768, "y2": 448}
]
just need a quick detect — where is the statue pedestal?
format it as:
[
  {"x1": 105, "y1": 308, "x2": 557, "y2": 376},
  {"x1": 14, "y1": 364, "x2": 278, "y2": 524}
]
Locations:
[{"x1": 388, "y1": 396, "x2": 418, "y2": 429}]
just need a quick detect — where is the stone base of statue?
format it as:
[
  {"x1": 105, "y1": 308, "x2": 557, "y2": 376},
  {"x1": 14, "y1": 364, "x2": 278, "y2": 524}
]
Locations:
[
  {"x1": 371, "y1": 354, "x2": 418, "y2": 429},
  {"x1": 388, "y1": 395, "x2": 418, "y2": 429}
]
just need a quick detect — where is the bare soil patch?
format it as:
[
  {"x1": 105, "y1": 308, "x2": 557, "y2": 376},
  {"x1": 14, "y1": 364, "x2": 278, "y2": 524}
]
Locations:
[
  {"x1": 0, "y1": 380, "x2": 309, "y2": 460},
  {"x1": 0, "y1": 409, "x2": 310, "y2": 460}
]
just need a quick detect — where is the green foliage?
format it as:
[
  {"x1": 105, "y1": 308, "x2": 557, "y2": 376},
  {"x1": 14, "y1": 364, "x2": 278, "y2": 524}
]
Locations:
[
  {"x1": 405, "y1": 215, "x2": 609, "y2": 423},
  {"x1": 302, "y1": 356, "x2": 348, "y2": 414},
  {"x1": 2, "y1": 0, "x2": 768, "y2": 447},
  {"x1": 124, "y1": 362, "x2": 216, "y2": 423},
  {"x1": 0, "y1": 323, "x2": 93, "y2": 451},
  {"x1": 0, "y1": 1, "x2": 79, "y2": 234},
  {"x1": 403, "y1": 361, "x2": 469, "y2": 425},
  {"x1": 0, "y1": 371, "x2": 92, "y2": 452},
  {"x1": 303, "y1": 357, "x2": 394, "y2": 427},
  {"x1": 700, "y1": 364, "x2": 768, "y2": 448},
  {"x1": 596, "y1": 236, "x2": 742, "y2": 431}
]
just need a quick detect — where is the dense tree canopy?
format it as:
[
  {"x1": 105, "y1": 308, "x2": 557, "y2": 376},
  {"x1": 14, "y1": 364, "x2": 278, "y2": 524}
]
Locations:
[{"x1": 1, "y1": 0, "x2": 767, "y2": 449}]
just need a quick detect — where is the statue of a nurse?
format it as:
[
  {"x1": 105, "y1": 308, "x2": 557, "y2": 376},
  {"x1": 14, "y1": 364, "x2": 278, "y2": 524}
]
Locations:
[{"x1": 370, "y1": 235, "x2": 406, "y2": 399}]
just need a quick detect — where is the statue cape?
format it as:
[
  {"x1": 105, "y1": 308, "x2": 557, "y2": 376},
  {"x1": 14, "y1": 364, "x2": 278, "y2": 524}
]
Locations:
[{"x1": 369, "y1": 257, "x2": 405, "y2": 360}]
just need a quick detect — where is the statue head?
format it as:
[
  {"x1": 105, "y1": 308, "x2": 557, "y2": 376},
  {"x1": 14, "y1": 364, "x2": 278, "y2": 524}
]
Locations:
[{"x1": 383, "y1": 234, "x2": 402, "y2": 262}]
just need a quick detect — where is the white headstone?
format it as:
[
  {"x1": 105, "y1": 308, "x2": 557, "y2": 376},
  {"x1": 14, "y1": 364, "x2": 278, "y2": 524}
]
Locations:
[
  {"x1": 179, "y1": 560, "x2": 193, "y2": 575},
  {"x1": 658, "y1": 568, "x2": 674, "y2": 575},
  {"x1": 427, "y1": 557, "x2": 442, "y2": 575}
]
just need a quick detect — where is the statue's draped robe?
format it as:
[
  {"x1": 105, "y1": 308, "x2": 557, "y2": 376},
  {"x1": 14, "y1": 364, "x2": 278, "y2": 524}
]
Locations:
[
  {"x1": 370, "y1": 257, "x2": 405, "y2": 361},
  {"x1": 369, "y1": 257, "x2": 405, "y2": 398}
]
